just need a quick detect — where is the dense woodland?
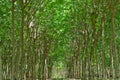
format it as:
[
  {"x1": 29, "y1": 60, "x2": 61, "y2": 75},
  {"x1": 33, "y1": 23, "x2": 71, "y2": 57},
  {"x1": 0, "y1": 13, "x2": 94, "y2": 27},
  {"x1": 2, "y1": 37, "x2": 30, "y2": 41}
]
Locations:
[{"x1": 0, "y1": 0, "x2": 120, "y2": 80}]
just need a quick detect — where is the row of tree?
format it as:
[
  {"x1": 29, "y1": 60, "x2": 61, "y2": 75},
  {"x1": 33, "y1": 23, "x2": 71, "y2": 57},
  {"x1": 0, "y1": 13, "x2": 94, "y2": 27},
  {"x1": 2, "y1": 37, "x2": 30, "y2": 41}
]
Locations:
[{"x1": 0, "y1": 0, "x2": 120, "y2": 80}]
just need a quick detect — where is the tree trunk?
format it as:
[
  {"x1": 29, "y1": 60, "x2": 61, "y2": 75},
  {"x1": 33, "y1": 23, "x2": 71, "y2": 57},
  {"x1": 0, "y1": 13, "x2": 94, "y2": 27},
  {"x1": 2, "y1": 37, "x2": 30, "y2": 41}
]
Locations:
[{"x1": 11, "y1": 0, "x2": 15, "y2": 79}]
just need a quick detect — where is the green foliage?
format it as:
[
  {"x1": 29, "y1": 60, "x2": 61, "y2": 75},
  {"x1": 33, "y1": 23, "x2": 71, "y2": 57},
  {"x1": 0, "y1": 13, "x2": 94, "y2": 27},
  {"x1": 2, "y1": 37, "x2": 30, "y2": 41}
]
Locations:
[{"x1": 1, "y1": 0, "x2": 120, "y2": 79}]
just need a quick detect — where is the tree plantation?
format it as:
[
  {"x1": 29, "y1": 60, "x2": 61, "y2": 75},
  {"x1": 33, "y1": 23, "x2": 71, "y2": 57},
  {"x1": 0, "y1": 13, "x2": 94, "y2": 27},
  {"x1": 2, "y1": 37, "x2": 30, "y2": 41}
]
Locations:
[{"x1": 0, "y1": 0, "x2": 120, "y2": 80}]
